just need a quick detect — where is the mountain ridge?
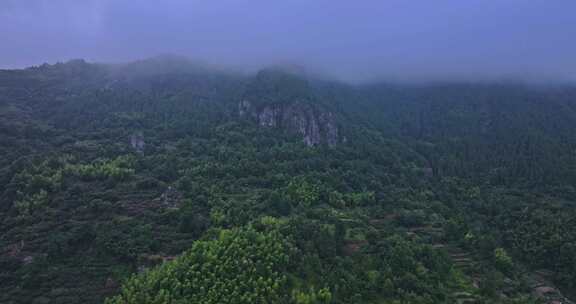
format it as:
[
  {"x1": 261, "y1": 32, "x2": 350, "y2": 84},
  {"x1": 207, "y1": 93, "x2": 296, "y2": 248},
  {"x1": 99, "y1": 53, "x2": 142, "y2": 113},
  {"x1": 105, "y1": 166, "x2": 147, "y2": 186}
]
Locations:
[{"x1": 1, "y1": 57, "x2": 576, "y2": 304}]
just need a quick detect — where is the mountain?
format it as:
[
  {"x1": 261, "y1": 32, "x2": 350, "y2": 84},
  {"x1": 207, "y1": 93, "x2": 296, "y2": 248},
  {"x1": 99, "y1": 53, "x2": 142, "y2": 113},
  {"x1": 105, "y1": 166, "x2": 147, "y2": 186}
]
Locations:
[
  {"x1": 1, "y1": 58, "x2": 576, "y2": 304},
  {"x1": 239, "y1": 68, "x2": 342, "y2": 146}
]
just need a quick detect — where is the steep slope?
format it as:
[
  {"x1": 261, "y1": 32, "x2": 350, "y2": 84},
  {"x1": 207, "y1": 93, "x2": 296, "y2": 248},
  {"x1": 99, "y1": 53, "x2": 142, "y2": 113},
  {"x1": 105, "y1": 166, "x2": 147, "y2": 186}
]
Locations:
[
  {"x1": 1, "y1": 59, "x2": 576, "y2": 304},
  {"x1": 239, "y1": 68, "x2": 342, "y2": 146},
  {"x1": 343, "y1": 83, "x2": 576, "y2": 187}
]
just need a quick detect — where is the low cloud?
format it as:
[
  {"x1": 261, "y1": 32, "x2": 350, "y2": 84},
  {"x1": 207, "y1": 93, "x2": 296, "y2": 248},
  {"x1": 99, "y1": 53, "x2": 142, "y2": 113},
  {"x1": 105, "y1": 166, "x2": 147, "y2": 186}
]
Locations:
[{"x1": 1, "y1": 0, "x2": 575, "y2": 83}]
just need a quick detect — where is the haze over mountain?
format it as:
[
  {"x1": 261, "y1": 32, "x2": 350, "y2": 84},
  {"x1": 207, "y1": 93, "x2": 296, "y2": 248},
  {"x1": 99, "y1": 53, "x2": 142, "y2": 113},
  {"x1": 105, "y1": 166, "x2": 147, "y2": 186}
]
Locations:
[
  {"x1": 3, "y1": 2, "x2": 576, "y2": 304},
  {"x1": 2, "y1": 0, "x2": 576, "y2": 83},
  {"x1": 2, "y1": 56, "x2": 576, "y2": 303}
]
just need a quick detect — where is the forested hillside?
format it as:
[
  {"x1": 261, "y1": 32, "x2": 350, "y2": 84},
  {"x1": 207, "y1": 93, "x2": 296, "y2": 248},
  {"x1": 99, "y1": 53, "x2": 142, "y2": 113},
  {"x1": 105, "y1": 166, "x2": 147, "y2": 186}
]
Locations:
[{"x1": 1, "y1": 57, "x2": 575, "y2": 304}]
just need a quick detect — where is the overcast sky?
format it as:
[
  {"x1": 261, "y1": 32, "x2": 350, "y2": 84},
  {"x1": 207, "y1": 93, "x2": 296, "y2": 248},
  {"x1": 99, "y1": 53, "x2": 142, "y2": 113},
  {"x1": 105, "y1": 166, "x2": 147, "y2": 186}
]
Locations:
[{"x1": 1, "y1": 0, "x2": 575, "y2": 82}]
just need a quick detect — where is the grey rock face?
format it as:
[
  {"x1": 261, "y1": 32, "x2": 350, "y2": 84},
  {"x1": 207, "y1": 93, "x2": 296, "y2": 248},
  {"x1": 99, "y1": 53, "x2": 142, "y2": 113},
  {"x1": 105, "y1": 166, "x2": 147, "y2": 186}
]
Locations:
[
  {"x1": 259, "y1": 106, "x2": 280, "y2": 127},
  {"x1": 320, "y1": 112, "x2": 339, "y2": 147},
  {"x1": 238, "y1": 99, "x2": 251, "y2": 117},
  {"x1": 240, "y1": 100, "x2": 339, "y2": 147},
  {"x1": 130, "y1": 132, "x2": 145, "y2": 153}
]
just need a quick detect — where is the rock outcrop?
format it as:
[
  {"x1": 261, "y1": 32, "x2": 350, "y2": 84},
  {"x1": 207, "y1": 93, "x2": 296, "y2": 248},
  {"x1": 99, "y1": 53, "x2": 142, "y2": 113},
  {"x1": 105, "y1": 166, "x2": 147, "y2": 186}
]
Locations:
[
  {"x1": 239, "y1": 68, "x2": 341, "y2": 147},
  {"x1": 239, "y1": 99, "x2": 340, "y2": 147},
  {"x1": 130, "y1": 132, "x2": 145, "y2": 153}
]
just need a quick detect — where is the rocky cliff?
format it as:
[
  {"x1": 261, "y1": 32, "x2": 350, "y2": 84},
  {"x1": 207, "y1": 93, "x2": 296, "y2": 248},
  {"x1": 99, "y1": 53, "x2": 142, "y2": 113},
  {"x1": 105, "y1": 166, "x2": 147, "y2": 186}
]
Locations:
[
  {"x1": 239, "y1": 68, "x2": 341, "y2": 147},
  {"x1": 239, "y1": 99, "x2": 339, "y2": 147}
]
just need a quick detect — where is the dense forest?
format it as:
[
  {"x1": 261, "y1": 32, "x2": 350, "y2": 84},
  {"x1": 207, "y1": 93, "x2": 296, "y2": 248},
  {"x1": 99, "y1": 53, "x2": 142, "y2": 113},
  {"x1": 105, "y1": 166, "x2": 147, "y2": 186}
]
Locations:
[{"x1": 1, "y1": 56, "x2": 575, "y2": 304}]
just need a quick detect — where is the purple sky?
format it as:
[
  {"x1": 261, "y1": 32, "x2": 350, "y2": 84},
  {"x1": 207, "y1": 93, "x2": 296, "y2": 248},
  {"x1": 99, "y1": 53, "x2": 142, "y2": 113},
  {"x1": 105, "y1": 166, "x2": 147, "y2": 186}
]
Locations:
[{"x1": 1, "y1": 0, "x2": 575, "y2": 82}]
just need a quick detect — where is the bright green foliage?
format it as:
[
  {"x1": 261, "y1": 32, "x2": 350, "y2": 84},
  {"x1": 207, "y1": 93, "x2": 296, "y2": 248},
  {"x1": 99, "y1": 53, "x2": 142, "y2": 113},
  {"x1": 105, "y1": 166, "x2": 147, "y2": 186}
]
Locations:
[
  {"x1": 14, "y1": 189, "x2": 48, "y2": 215},
  {"x1": 106, "y1": 221, "x2": 294, "y2": 304},
  {"x1": 328, "y1": 190, "x2": 375, "y2": 208},
  {"x1": 9, "y1": 159, "x2": 64, "y2": 214},
  {"x1": 494, "y1": 248, "x2": 513, "y2": 273},
  {"x1": 286, "y1": 178, "x2": 319, "y2": 208},
  {"x1": 293, "y1": 287, "x2": 332, "y2": 304},
  {"x1": 65, "y1": 156, "x2": 135, "y2": 181},
  {"x1": 335, "y1": 235, "x2": 453, "y2": 303}
]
